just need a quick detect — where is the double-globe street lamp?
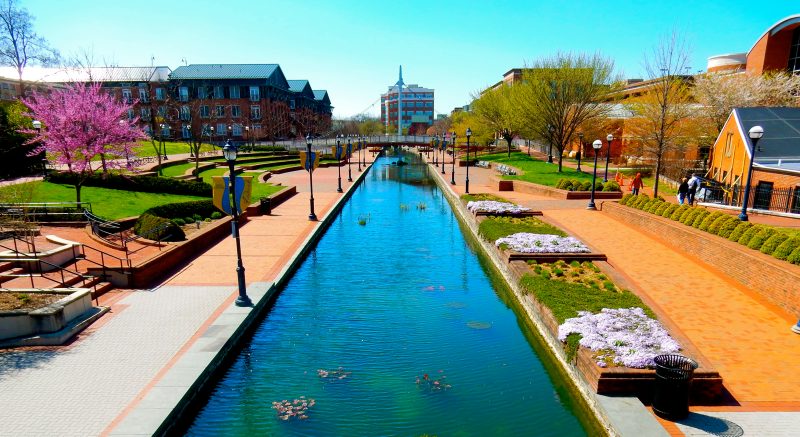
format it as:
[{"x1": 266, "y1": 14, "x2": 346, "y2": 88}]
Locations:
[
  {"x1": 465, "y1": 128, "x2": 472, "y2": 194},
  {"x1": 440, "y1": 134, "x2": 447, "y2": 174},
  {"x1": 738, "y1": 125, "x2": 764, "y2": 221},
  {"x1": 432, "y1": 135, "x2": 439, "y2": 165},
  {"x1": 356, "y1": 136, "x2": 362, "y2": 172},
  {"x1": 335, "y1": 135, "x2": 344, "y2": 193},
  {"x1": 222, "y1": 140, "x2": 252, "y2": 307},
  {"x1": 346, "y1": 136, "x2": 353, "y2": 182},
  {"x1": 450, "y1": 131, "x2": 457, "y2": 185},
  {"x1": 604, "y1": 133, "x2": 613, "y2": 182},
  {"x1": 587, "y1": 139, "x2": 603, "y2": 210},
  {"x1": 576, "y1": 132, "x2": 583, "y2": 172},
  {"x1": 306, "y1": 134, "x2": 318, "y2": 221}
]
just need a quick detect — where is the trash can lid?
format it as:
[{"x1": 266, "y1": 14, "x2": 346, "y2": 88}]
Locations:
[{"x1": 654, "y1": 354, "x2": 698, "y2": 371}]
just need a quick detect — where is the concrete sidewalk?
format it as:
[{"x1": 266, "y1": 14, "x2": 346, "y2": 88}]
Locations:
[
  {"x1": 444, "y1": 158, "x2": 800, "y2": 436},
  {"x1": 0, "y1": 156, "x2": 374, "y2": 437}
]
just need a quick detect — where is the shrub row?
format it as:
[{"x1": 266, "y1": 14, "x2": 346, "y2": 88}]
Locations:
[
  {"x1": 47, "y1": 172, "x2": 212, "y2": 197},
  {"x1": 619, "y1": 193, "x2": 800, "y2": 264},
  {"x1": 555, "y1": 178, "x2": 621, "y2": 192},
  {"x1": 133, "y1": 200, "x2": 223, "y2": 241}
]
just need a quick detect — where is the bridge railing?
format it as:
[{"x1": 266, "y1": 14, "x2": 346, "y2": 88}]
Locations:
[{"x1": 272, "y1": 135, "x2": 438, "y2": 152}]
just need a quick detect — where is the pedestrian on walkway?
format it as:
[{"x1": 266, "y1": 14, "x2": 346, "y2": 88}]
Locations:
[
  {"x1": 677, "y1": 177, "x2": 689, "y2": 204},
  {"x1": 687, "y1": 173, "x2": 701, "y2": 205},
  {"x1": 630, "y1": 172, "x2": 644, "y2": 196}
]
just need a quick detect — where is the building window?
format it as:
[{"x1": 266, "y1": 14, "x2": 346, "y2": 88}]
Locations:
[
  {"x1": 182, "y1": 125, "x2": 191, "y2": 139},
  {"x1": 127, "y1": 108, "x2": 134, "y2": 120},
  {"x1": 179, "y1": 87, "x2": 189, "y2": 102},
  {"x1": 155, "y1": 87, "x2": 165, "y2": 101},
  {"x1": 158, "y1": 106, "x2": 166, "y2": 117},
  {"x1": 215, "y1": 105, "x2": 225, "y2": 117},
  {"x1": 140, "y1": 108, "x2": 151, "y2": 121},
  {"x1": 724, "y1": 133, "x2": 733, "y2": 157},
  {"x1": 230, "y1": 86, "x2": 240, "y2": 99},
  {"x1": 161, "y1": 125, "x2": 170, "y2": 138},
  {"x1": 231, "y1": 105, "x2": 241, "y2": 117},
  {"x1": 180, "y1": 105, "x2": 191, "y2": 121},
  {"x1": 232, "y1": 124, "x2": 242, "y2": 136},
  {"x1": 200, "y1": 105, "x2": 210, "y2": 118},
  {"x1": 214, "y1": 86, "x2": 225, "y2": 99},
  {"x1": 217, "y1": 123, "x2": 227, "y2": 135},
  {"x1": 251, "y1": 105, "x2": 261, "y2": 119},
  {"x1": 139, "y1": 88, "x2": 149, "y2": 103},
  {"x1": 289, "y1": 99, "x2": 295, "y2": 110},
  {"x1": 198, "y1": 86, "x2": 210, "y2": 99},
  {"x1": 789, "y1": 27, "x2": 800, "y2": 74},
  {"x1": 249, "y1": 86, "x2": 260, "y2": 102},
  {"x1": 122, "y1": 89, "x2": 132, "y2": 104}
]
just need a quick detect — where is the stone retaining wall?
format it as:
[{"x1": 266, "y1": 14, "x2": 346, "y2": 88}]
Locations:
[
  {"x1": 487, "y1": 174, "x2": 622, "y2": 200},
  {"x1": 604, "y1": 201, "x2": 800, "y2": 317}
]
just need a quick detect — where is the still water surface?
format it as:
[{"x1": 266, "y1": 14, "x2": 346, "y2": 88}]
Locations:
[{"x1": 186, "y1": 154, "x2": 589, "y2": 436}]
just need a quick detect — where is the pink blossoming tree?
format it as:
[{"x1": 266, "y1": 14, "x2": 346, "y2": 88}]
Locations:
[{"x1": 23, "y1": 82, "x2": 146, "y2": 202}]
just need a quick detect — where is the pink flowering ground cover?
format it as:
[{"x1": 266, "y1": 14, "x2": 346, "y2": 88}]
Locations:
[
  {"x1": 557, "y1": 307, "x2": 681, "y2": 368},
  {"x1": 495, "y1": 233, "x2": 590, "y2": 253}
]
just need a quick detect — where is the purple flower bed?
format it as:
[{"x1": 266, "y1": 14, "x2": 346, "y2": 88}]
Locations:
[
  {"x1": 557, "y1": 307, "x2": 681, "y2": 368},
  {"x1": 467, "y1": 200, "x2": 530, "y2": 215},
  {"x1": 495, "y1": 233, "x2": 590, "y2": 253}
]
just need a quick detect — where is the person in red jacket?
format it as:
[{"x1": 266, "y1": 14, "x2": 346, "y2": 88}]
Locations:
[{"x1": 630, "y1": 173, "x2": 644, "y2": 196}]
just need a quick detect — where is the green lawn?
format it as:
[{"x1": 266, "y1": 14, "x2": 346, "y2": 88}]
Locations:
[
  {"x1": 478, "y1": 216, "x2": 566, "y2": 242},
  {"x1": 460, "y1": 193, "x2": 510, "y2": 203},
  {"x1": 0, "y1": 181, "x2": 206, "y2": 220},
  {"x1": 480, "y1": 152, "x2": 598, "y2": 187},
  {"x1": 133, "y1": 141, "x2": 217, "y2": 157}
]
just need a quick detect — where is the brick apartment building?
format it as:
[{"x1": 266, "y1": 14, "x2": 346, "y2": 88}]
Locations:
[
  {"x1": 0, "y1": 63, "x2": 333, "y2": 143},
  {"x1": 381, "y1": 83, "x2": 434, "y2": 135}
]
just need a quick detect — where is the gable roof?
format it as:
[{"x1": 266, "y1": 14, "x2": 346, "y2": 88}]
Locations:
[
  {"x1": 287, "y1": 79, "x2": 315, "y2": 99},
  {"x1": 170, "y1": 64, "x2": 290, "y2": 89},
  {"x1": 0, "y1": 66, "x2": 171, "y2": 83},
  {"x1": 313, "y1": 89, "x2": 330, "y2": 105},
  {"x1": 733, "y1": 107, "x2": 800, "y2": 160}
]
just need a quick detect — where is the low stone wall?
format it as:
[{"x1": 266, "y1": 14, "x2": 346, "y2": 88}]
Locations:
[
  {"x1": 0, "y1": 288, "x2": 92, "y2": 341},
  {"x1": 245, "y1": 185, "x2": 297, "y2": 217},
  {"x1": 604, "y1": 201, "x2": 800, "y2": 317}
]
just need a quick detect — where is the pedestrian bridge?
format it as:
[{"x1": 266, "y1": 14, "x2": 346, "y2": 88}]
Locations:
[{"x1": 273, "y1": 135, "x2": 442, "y2": 152}]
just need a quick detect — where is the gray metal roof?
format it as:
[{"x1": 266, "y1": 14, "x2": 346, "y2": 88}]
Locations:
[
  {"x1": 170, "y1": 64, "x2": 280, "y2": 80},
  {"x1": 313, "y1": 89, "x2": 328, "y2": 101},
  {"x1": 734, "y1": 107, "x2": 800, "y2": 161},
  {"x1": 287, "y1": 80, "x2": 309, "y2": 92}
]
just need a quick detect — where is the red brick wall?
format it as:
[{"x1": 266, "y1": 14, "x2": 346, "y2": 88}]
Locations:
[
  {"x1": 747, "y1": 23, "x2": 800, "y2": 74},
  {"x1": 605, "y1": 202, "x2": 800, "y2": 317}
]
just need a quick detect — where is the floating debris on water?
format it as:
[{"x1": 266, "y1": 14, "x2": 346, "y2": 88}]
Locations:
[{"x1": 467, "y1": 321, "x2": 492, "y2": 330}]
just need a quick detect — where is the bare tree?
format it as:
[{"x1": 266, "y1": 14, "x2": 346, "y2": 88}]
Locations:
[
  {"x1": 515, "y1": 52, "x2": 618, "y2": 171},
  {"x1": 626, "y1": 32, "x2": 694, "y2": 197},
  {"x1": 0, "y1": 0, "x2": 59, "y2": 97}
]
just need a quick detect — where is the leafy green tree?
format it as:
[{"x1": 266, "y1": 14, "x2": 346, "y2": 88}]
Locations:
[{"x1": 473, "y1": 85, "x2": 520, "y2": 158}]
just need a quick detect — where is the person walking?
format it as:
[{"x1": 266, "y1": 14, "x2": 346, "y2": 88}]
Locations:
[
  {"x1": 677, "y1": 177, "x2": 689, "y2": 205},
  {"x1": 630, "y1": 172, "x2": 644, "y2": 196},
  {"x1": 687, "y1": 173, "x2": 701, "y2": 205}
]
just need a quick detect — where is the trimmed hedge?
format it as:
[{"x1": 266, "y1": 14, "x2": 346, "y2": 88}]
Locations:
[
  {"x1": 602, "y1": 181, "x2": 620, "y2": 192},
  {"x1": 671, "y1": 204, "x2": 691, "y2": 221},
  {"x1": 716, "y1": 216, "x2": 740, "y2": 238},
  {"x1": 47, "y1": 171, "x2": 212, "y2": 197},
  {"x1": 773, "y1": 237, "x2": 800, "y2": 260},
  {"x1": 727, "y1": 222, "x2": 753, "y2": 242},
  {"x1": 737, "y1": 224, "x2": 763, "y2": 246},
  {"x1": 760, "y1": 233, "x2": 789, "y2": 255},
  {"x1": 698, "y1": 212, "x2": 724, "y2": 232},
  {"x1": 662, "y1": 204, "x2": 679, "y2": 218},
  {"x1": 619, "y1": 193, "x2": 634, "y2": 205},
  {"x1": 747, "y1": 228, "x2": 776, "y2": 251},
  {"x1": 143, "y1": 199, "x2": 219, "y2": 219},
  {"x1": 654, "y1": 202, "x2": 670, "y2": 216},
  {"x1": 691, "y1": 210, "x2": 711, "y2": 228},
  {"x1": 788, "y1": 246, "x2": 800, "y2": 264},
  {"x1": 134, "y1": 213, "x2": 185, "y2": 242}
]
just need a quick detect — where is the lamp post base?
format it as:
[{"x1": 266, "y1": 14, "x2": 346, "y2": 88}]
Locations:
[
  {"x1": 587, "y1": 202, "x2": 597, "y2": 210},
  {"x1": 235, "y1": 295, "x2": 253, "y2": 307},
  {"x1": 738, "y1": 212, "x2": 748, "y2": 221},
  {"x1": 308, "y1": 213, "x2": 318, "y2": 221}
]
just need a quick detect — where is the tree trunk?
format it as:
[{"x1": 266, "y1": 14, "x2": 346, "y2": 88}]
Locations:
[
  {"x1": 558, "y1": 152, "x2": 563, "y2": 172},
  {"x1": 653, "y1": 155, "x2": 662, "y2": 198},
  {"x1": 75, "y1": 182, "x2": 82, "y2": 203},
  {"x1": 506, "y1": 136, "x2": 512, "y2": 158},
  {"x1": 100, "y1": 153, "x2": 108, "y2": 173}
]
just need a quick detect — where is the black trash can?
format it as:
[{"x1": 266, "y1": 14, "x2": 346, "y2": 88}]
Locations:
[
  {"x1": 652, "y1": 354, "x2": 698, "y2": 420},
  {"x1": 259, "y1": 197, "x2": 272, "y2": 215}
]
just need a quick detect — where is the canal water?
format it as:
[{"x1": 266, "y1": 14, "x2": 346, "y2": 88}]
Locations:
[{"x1": 186, "y1": 153, "x2": 591, "y2": 436}]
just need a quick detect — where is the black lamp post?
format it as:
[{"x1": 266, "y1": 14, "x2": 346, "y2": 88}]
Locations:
[
  {"x1": 306, "y1": 134, "x2": 318, "y2": 221},
  {"x1": 527, "y1": 139, "x2": 531, "y2": 156},
  {"x1": 222, "y1": 140, "x2": 252, "y2": 307},
  {"x1": 547, "y1": 125, "x2": 554, "y2": 163},
  {"x1": 433, "y1": 135, "x2": 439, "y2": 165},
  {"x1": 357, "y1": 136, "x2": 362, "y2": 172},
  {"x1": 361, "y1": 136, "x2": 367, "y2": 167},
  {"x1": 588, "y1": 139, "x2": 603, "y2": 210},
  {"x1": 604, "y1": 133, "x2": 613, "y2": 182},
  {"x1": 576, "y1": 132, "x2": 583, "y2": 172},
  {"x1": 465, "y1": 127, "x2": 472, "y2": 194},
  {"x1": 209, "y1": 125, "x2": 215, "y2": 150},
  {"x1": 450, "y1": 131, "x2": 457, "y2": 185},
  {"x1": 347, "y1": 136, "x2": 353, "y2": 182},
  {"x1": 441, "y1": 135, "x2": 447, "y2": 174},
  {"x1": 32, "y1": 120, "x2": 45, "y2": 176},
  {"x1": 738, "y1": 125, "x2": 764, "y2": 221},
  {"x1": 335, "y1": 134, "x2": 343, "y2": 193},
  {"x1": 245, "y1": 125, "x2": 250, "y2": 151}
]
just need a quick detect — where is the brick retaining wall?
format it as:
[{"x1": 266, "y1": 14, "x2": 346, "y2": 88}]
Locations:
[
  {"x1": 604, "y1": 201, "x2": 800, "y2": 317},
  {"x1": 487, "y1": 174, "x2": 622, "y2": 200}
]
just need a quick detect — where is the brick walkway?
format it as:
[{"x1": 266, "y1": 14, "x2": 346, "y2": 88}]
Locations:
[
  {"x1": 0, "y1": 157, "x2": 373, "y2": 437},
  {"x1": 446, "y1": 159, "x2": 800, "y2": 435}
]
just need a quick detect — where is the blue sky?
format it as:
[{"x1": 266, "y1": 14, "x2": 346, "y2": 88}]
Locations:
[{"x1": 22, "y1": 0, "x2": 799, "y2": 118}]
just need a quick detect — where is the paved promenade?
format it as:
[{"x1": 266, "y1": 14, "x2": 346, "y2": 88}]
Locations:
[
  {"x1": 0, "y1": 157, "x2": 372, "y2": 437},
  {"x1": 444, "y1": 157, "x2": 800, "y2": 436},
  {"x1": 0, "y1": 149, "x2": 798, "y2": 436}
]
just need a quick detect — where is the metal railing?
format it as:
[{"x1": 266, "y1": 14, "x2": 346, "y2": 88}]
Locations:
[
  {"x1": 701, "y1": 184, "x2": 800, "y2": 214},
  {"x1": 0, "y1": 202, "x2": 92, "y2": 222}
]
